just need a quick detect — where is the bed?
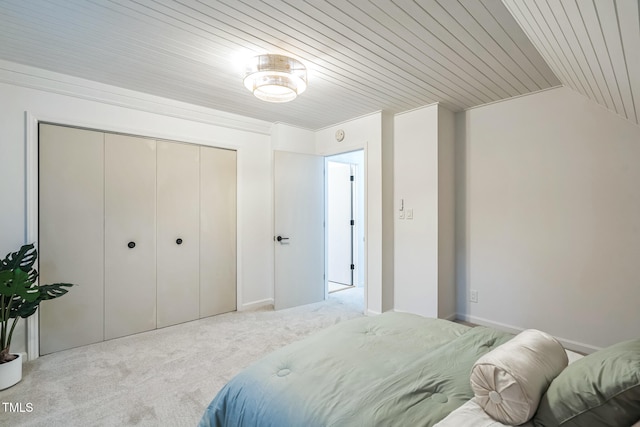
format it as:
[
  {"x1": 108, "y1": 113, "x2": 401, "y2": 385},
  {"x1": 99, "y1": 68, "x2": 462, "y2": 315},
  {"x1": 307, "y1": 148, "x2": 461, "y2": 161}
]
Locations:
[{"x1": 199, "y1": 312, "x2": 640, "y2": 427}]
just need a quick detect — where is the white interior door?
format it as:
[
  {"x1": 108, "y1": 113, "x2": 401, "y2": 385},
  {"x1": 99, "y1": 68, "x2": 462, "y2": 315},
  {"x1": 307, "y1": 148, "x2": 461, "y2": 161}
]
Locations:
[
  {"x1": 327, "y1": 161, "x2": 353, "y2": 286},
  {"x1": 274, "y1": 151, "x2": 324, "y2": 310}
]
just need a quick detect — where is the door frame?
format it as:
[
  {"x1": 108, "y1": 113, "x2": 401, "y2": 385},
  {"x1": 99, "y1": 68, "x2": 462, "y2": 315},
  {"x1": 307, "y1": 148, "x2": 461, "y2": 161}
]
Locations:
[
  {"x1": 325, "y1": 157, "x2": 363, "y2": 291},
  {"x1": 321, "y1": 146, "x2": 368, "y2": 312},
  {"x1": 25, "y1": 111, "x2": 40, "y2": 361},
  {"x1": 25, "y1": 111, "x2": 243, "y2": 360}
]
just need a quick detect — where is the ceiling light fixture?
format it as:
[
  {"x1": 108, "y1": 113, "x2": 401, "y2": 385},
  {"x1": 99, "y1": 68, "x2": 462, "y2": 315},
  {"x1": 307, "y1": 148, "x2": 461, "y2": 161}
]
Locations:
[{"x1": 243, "y1": 54, "x2": 307, "y2": 103}]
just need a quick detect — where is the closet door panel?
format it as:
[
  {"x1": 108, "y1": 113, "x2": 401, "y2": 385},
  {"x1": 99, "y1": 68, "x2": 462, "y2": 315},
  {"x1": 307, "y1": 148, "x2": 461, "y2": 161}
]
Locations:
[
  {"x1": 39, "y1": 124, "x2": 104, "y2": 354},
  {"x1": 156, "y1": 141, "x2": 200, "y2": 328},
  {"x1": 104, "y1": 134, "x2": 157, "y2": 340},
  {"x1": 200, "y1": 147, "x2": 237, "y2": 317}
]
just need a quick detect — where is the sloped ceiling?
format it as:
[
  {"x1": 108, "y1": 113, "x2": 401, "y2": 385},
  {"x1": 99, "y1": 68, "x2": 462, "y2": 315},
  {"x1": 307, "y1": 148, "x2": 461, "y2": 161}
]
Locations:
[
  {"x1": 503, "y1": 0, "x2": 640, "y2": 127},
  {"x1": 0, "y1": 1, "x2": 637, "y2": 129}
]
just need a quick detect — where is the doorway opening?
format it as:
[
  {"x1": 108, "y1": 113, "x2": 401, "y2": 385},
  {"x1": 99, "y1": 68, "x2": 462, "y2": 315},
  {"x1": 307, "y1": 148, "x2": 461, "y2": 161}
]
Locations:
[{"x1": 326, "y1": 150, "x2": 364, "y2": 301}]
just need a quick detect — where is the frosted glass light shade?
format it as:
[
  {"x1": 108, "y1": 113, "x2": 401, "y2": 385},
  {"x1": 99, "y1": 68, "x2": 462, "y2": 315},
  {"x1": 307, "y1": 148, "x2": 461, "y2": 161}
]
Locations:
[{"x1": 244, "y1": 54, "x2": 307, "y2": 103}]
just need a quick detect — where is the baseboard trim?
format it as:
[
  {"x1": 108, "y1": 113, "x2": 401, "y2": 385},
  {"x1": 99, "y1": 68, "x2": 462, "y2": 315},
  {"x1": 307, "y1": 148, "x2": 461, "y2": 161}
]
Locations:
[
  {"x1": 366, "y1": 309, "x2": 381, "y2": 316},
  {"x1": 455, "y1": 313, "x2": 601, "y2": 354},
  {"x1": 241, "y1": 298, "x2": 274, "y2": 311}
]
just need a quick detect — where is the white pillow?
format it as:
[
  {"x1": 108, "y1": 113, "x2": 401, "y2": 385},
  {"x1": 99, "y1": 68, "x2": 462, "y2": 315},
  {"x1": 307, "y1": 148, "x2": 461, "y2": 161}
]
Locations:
[{"x1": 470, "y1": 329, "x2": 568, "y2": 425}]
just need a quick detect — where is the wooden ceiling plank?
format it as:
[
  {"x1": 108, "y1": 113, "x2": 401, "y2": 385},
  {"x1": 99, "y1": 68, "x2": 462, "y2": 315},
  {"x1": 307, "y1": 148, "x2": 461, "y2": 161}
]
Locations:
[
  {"x1": 215, "y1": 0, "x2": 436, "y2": 107},
  {"x1": 544, "y1": 0, "x2": 608, "y2": 107},
  {"x1": 381, "y1": 0, "x2": 514, "y2": 99},
  {"x1": 430, "y1": 0, "x2": 532, "y2": 94},
  {"x1": 576, "y1": 0, "x2": 627, "y2": 118},
  {"x1": 326, "y1": 0, "x2": 484, "y2": 107},
  {"x1": 410, "y1": 0, "x2": 521, "y2": 97},
  {"x1": 503, "y1": 0, "x2": 575, "y2": 94},
  {"x1": 366, "y1": 0, "x2": 532, "y2": 105},
  {"x1": 73, "y1": 0, "x2": 240, "y2": 68},
  {"x1": 2, "y1": 0, "x2": 237, "y2": 84},
  {"x1": 275, "y1": 0, "x2": 471, "y2": 107},
  {"x1": 615, "y1": 0, "x2": 640, "y2": 125},
  {"x1": 482, "y1": 0, "x2": 560, "y2": 87},
  {"x1": 515, "y1": 0, "x2": 589, "y2": 97},
  {"x1": 344, "y1": 2, "x2": 490, "y2": 106},
  {"x1": 334, "y1": 2, "x2": 500, "y2": 108},
  {"x1": 534, "y1": 0, "x2": 601, "y2": 103},
  {"x1": 129, "y1": 0, "x2": 414, "y2": 110},
  {"x1": 594, "y1": 0, "x2": 637, "y2": 123},
  {"x1": 461, "y1": 0, "x2": 547, "y2": 91},
  {"x1": 559, "y1": 0, "x2": 617, "y2": 111},
  {"x1": 368, "y1": 0, "x2": 502, "y2": 103},
  {"x1": 182, "y1": 0, "x2": 433, "y2": 109}
]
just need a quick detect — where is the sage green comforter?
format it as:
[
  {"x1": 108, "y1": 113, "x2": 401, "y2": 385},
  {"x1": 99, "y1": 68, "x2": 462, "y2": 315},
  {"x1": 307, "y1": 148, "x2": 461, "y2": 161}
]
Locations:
[{"x1": 199, "y1": 312, "x2": 513, "y2": 427}]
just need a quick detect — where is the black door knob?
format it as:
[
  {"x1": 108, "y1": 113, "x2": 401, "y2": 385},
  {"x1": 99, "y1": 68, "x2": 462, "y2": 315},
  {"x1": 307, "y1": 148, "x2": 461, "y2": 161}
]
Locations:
[
  {"x1": 128, "y1": 241, "x2": 136, "y2": 249},
  {"x1": 176, "y1": 238, "x2": 183, "y2": 245},
  {"x1": 276, "y1": 236, "x2": 290, "y2": 242}
]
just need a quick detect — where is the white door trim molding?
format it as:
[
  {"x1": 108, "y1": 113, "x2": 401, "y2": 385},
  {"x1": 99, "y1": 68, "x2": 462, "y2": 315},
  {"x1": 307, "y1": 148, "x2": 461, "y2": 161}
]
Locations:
[
  {"x1": 25, "y1": 110, "x2": 40, "y2": 361},
  {"x1": 318, "y1": 144, "x2": 370, "y2": 316}
]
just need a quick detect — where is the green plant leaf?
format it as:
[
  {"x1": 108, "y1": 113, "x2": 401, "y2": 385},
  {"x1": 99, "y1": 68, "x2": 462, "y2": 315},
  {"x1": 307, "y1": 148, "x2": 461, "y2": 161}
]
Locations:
[
  {"x1": 1, "y1": 244, "x2": 76, "y2": 352},
  {"x1": 37, "y1": 283, "x2": 74, "y2": 300},
  {"x1": 0, "y1": 270, "x2": 12, "y2": 287},
  {"x1": 9, "y1": 283, "x2": 74, "y2": 319},
  {"x1": 0, "y1": 244, "x2": 37, "y2": 273},
  {"x1": 12, "y1": 297, "x2": 38, "y2": 319},
  {"x1": 0, "y1": 269, "x2": 38, "y2": 301}
]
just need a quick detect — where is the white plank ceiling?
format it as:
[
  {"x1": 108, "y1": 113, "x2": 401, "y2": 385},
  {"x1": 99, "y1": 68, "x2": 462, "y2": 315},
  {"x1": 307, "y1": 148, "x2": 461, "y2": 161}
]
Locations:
[
  {"x1": 503, "y1": 0, "x2": 640, "y2": 127},
  {"x1": 0, "y1": 0, "x2": 637, "y2": 129}
]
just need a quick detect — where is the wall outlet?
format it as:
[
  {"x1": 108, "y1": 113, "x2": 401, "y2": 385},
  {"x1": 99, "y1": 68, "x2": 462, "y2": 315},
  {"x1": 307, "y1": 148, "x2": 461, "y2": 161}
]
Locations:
[{"x1": 470, "y1": 290, "x2": 478, "y2": 303}]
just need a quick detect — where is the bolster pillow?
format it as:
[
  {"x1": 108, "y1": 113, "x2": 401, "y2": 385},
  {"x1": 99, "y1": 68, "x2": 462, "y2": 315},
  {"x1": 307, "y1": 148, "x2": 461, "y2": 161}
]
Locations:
[{"x1": 470, "y1": 329, "x2": 568, "y2": 425}]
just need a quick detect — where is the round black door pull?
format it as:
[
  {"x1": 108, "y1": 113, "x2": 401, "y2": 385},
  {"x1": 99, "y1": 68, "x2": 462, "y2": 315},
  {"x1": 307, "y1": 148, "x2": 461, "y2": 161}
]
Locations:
[
  {"x1": 128, "y1": 241, "x2": 136, "y2": 249},
  {"x1": 176, "y1": 238, "x2": 183, "y2": 245}
]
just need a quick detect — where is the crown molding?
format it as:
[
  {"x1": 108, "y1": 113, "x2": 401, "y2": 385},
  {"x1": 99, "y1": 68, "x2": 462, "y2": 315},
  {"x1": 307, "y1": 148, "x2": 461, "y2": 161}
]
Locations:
[{"x1": 0, "y1": 59, "x2": 273, "y2": 135}]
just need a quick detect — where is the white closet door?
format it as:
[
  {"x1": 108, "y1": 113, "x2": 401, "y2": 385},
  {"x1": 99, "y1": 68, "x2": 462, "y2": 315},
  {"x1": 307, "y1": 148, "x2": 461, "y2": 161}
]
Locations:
[
  {"x1": 200, "y1": 147, "x2": 237, "y2": 317},
  {"x1": 39, "y1": 124, "x2": 104, "y2": 354},
  {"x1": 156, "y1": 141, "x2": 200, "y2": 328},
  {"x1": 104, "y1": 134, "x2": 157, "y2": 340}
]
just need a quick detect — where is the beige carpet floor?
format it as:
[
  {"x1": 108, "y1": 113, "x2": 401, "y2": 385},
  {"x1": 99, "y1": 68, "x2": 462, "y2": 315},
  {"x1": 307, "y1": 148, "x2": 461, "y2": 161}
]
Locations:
[{"x1": 1, "y1": 287, "x2": 364, "y2": 426}]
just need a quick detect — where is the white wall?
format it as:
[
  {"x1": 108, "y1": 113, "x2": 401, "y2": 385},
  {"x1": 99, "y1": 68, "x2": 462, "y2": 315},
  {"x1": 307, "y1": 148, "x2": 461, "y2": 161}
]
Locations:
[
  {"x1": 457, "y1": 86, "x2": 640, "y2": 351},
  {"x1": 0, "y1": 62, "x2": 274, "y2": 355},
  {"x1": 394, "y1": 104, "x2": 456, "y2": 319},
  {"x1": 381, "y1": 112, "x2": 395, "y2": 312},
  {"x1": 271, "y1": 123, "x2": 315, "y2": 154},
  {"x1": 437, "y1": 106, "x2": 456, "y2": 319},
  {"x1": 315, "y1": 112, "x2": 391, "y2": 314}
]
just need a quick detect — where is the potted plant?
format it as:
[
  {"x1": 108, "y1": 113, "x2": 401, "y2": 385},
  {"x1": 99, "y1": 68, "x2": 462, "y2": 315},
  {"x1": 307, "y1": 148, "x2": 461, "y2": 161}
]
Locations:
[{"x1": 0, "y1": 243, "x2": 73, "y2": 389}]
